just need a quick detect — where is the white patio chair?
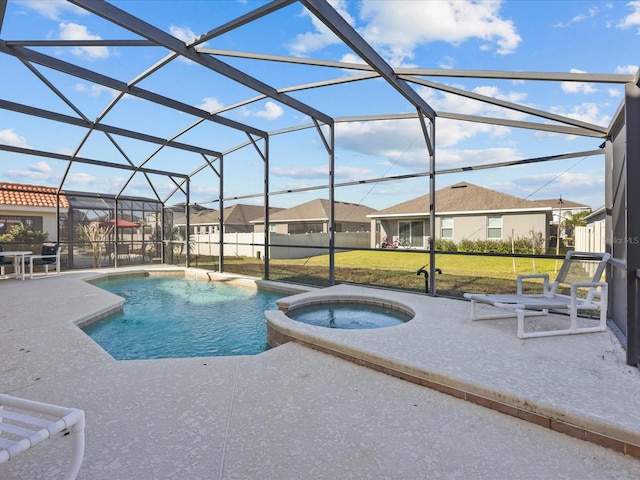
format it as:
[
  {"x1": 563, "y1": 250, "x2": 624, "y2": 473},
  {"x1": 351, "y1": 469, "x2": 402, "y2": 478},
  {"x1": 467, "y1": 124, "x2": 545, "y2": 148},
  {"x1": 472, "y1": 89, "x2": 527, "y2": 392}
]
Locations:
[
  {"x1": 0, "y1": 394, "x2": 85, "y2": 479},
  {"x1": 28, "y1": 243, "x2": 61, "y2": 279},
  {"x1": 464, "y1": 251, "x2": 610, "y2": 339}
]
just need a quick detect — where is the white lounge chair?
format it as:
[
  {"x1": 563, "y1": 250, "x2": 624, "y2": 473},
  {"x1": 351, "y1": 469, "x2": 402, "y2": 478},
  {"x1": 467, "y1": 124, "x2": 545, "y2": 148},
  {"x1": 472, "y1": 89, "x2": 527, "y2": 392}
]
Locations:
[
  {"x1": 464, "y1": 251, "x2": 610, "y2": 339},
  {"x1": 28, "y1": 243, "x2": 61, "y2": 279},
  {"x1": 0, "y1": 394, "x2": 85, "y2": 479}
]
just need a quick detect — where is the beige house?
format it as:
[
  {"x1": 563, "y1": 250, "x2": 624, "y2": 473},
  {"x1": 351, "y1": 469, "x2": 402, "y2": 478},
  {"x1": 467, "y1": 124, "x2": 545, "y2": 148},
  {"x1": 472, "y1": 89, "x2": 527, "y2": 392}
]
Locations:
[
  {"x1": 253, "y1": 198, "x2": 375, "y2": 234},
  {"x1": 173, "y1": 203, "x2": 283, "y2": 234},
  {"x1": 368, "y1": 182, "x2": 553, "y2": 248},
  {"x1": 0, "y1": 182, "x2": 70, "y2": 242}
]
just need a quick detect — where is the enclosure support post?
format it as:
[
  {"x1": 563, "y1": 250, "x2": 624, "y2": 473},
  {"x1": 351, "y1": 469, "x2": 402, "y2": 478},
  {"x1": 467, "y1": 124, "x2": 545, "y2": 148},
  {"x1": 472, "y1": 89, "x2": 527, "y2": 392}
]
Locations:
[
  {"x1": 264, "y1": 136, "x2": 270, "y2": 280},
  {"x1": 624, "y1": 82, "x2": 640, "y2": 367},
  {"x1": 185, "y1": 178, "x2": 190, "y2": 268},
  {"x1": 219, "y1": 155, "x2": 224, "y2": 273},
  {"x1": 328, "y1": 123, "x2": 335, "y2": 286}
]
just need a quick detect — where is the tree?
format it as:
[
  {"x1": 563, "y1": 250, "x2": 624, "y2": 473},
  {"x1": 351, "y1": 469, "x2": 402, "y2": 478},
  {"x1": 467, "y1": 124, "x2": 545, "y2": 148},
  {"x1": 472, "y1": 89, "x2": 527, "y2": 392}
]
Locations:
[
  {"x1": 562, "y1": 210, "x2": 590, "y2": 237},
  {"x1": 76, "y1": 222, "x2": 113, "y2": 268}
]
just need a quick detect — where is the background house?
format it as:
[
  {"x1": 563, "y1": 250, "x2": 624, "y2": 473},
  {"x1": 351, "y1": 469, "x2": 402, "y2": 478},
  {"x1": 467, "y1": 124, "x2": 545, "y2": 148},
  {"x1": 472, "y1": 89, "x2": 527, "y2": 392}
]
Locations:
[
  {"x1": 252, "y1": 198, "x2": 375, "y2": 234},
  {"x1": 172, "y1": 203, "x2": 283, "y2": 235},
  {"x1": 0, "y1": 182, "x2": 69, "y2": 242},
  {"x1": 534, "y1": 197, "x2": 591, "y2": 246},
  {"x1": 368, "y1": 182, "x2": 553, "y2": 248}
]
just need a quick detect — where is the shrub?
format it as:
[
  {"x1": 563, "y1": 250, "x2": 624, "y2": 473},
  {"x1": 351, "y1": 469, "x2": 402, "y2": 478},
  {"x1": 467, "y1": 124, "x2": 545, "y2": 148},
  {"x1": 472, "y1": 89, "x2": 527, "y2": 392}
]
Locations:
[
  {"x1": 434, "y1": 238, "x2": 457, "y2": 252},
  {"x1": 0, "y1": 223, "x2": 48, "y2": 252},
  {"x1": 455, "y1": 234, "x2": 544, "y2": 254}
]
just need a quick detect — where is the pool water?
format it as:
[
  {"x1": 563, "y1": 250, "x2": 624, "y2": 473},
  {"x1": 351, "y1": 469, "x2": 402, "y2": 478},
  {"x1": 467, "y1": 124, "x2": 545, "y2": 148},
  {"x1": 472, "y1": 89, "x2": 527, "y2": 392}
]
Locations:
[
  {"x1": 287, "y1": 303, "x2": 410, "y2": 329},
  {"x1": 83, "y1": 276, "x2": 282, "y2": 360}
]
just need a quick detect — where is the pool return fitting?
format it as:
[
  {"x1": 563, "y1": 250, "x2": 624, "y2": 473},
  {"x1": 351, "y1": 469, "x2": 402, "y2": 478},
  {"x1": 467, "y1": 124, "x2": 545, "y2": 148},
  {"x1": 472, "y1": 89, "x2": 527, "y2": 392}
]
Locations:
[{"x1": 416, "y1": 265, "x2": 442, "y2": 293}]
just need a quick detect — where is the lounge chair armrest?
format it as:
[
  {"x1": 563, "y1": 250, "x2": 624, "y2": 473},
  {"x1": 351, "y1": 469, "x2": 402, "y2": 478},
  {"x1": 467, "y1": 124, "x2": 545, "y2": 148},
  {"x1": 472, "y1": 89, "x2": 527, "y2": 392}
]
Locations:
[
  {"x1": 517, "y1": 273, "x2": 549, "y2": 294},
  {"x1": 570, "y1": 281, "x2": 608, "y2": 295}
]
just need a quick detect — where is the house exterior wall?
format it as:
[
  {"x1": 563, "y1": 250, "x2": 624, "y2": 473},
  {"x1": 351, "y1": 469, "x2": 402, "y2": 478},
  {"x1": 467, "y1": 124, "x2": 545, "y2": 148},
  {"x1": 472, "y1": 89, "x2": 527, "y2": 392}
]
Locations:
[
  {"x1": 0, "y1": 206, "x2": 60, "y2": 242},
  {"x1": 441, "y1": 212, "x2": 548, "y2": 243},
  {"x1": 372, "y1": 212, "x2": 548, "y2": 248}
]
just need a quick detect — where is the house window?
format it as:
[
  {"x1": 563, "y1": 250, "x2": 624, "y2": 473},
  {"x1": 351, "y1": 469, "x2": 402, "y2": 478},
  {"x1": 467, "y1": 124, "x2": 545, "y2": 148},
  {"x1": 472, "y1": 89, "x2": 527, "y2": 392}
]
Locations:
[
  {"x1": 288, "y1": 222, "x2": 323, "y2": 234},
  {"x1": 487, "y1": 215, "x2": 502, "y2": 239},
  {"x1": 268, "y1": 223, "x2": 277, "y2": 233},
  {"x1": 0, "y1": 216, "x2": 43, "y2": 234},
  {"x1": 441, "y1": 217, "x2": 453, "y2": 238},
  {"x1": 398, "y1": 221, "x2": 424, "y2": 247}
]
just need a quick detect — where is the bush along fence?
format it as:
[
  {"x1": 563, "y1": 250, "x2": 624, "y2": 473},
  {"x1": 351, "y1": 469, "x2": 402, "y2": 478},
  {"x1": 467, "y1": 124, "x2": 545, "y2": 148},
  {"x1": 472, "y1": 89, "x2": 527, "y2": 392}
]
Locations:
[{"x1": 435, "y1": 231, "x2": 546, "y2": 255}]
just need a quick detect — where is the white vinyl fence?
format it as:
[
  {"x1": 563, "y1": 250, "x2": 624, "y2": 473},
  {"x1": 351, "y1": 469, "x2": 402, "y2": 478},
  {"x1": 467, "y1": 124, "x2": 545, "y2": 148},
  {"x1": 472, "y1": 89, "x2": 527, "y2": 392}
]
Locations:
[
  {"x1": 574, "y1": 220, "x2": 606, "y2": 253},
  {"x1": 190, "y1": 232, "x2": 371, "y2": 259}
]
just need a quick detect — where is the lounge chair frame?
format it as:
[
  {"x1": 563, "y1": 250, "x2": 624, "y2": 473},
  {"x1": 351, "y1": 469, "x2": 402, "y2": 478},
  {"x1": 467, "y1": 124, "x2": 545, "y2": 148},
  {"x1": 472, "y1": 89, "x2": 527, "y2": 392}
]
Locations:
[
  {"x1": 28, "y1": 243, "x2": 61, "y2": 279},
  {"x1": 0, "y1": 394, "x2": 85, "y2": 479},
  {"x1": 464, "y1": 251, "x2": 610, "y2": 339}
]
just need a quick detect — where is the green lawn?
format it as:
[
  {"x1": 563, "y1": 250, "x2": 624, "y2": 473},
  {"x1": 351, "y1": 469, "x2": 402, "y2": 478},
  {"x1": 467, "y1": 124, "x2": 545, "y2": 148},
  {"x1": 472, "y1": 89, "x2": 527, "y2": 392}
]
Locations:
[{"x1": 193, "y1": 250, "x2": 564, "y2": 298}]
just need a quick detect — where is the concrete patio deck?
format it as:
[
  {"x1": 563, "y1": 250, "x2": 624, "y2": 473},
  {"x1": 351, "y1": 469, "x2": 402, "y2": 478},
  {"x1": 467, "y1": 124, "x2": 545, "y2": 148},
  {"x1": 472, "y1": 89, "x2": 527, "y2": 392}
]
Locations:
[{"x1": 1, "y1": 267, "x2": 639, "y2": 479}]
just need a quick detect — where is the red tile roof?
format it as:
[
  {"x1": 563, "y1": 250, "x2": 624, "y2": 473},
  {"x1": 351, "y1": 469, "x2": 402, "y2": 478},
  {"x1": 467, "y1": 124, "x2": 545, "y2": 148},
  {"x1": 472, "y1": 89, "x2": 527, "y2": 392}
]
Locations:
[{"x1": 0, "y1": 182, "x2": 70, "y2": 209}]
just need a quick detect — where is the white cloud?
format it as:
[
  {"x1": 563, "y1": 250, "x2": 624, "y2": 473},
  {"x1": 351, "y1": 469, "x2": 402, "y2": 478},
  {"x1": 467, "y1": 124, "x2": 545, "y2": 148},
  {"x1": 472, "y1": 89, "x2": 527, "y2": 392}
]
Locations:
[
  {"x1": 59, "y1": 22, "x2": 109, "y2": 60},
  {"x1": 254, "y1": 101, "x2": 284, "y2": 120},
  {"x1": 271, "y1": 164, "x2": 372, "y2": 181},
  {"x1": 3, "y1": 161, "x2": 56, "y2": 184},
  {"x1": 0, "y1": 129, "x2": 30, "y2": 148},
  {"x1": 287, "y1": 0, "x2": 355, "y2": 56},
  {"x1": 29, "y1": 161, "x2": 52, "y2": 174},
  {"x1": 435, "y1": 147, "x2": 520, "y2": 168},
  {"x1": 572, "y1": 7, "x2": 599, "y2": 23},
  {"x1": 550, "y1": 102, "x2": 611, "y2": 127},
  {"x1": 240, "y1": 101, "x2": 284, "y2": 120},
  {"x1": 333, "y1": 111, "x2": 514, "y2": 169},
  {"x1": 74, "y1": 83, "x2": 117, "y2": 98},
  {"x1": 616, "y1": 64, "x2": 639, "y2": 74},
  {"x1": 609, "y1": 88, "x2": 622, "y2": 97},
  {"x1": 197, "y1": 97, "x2": 225, "y2": 112},
  {"x1": 169, "y1": 25, "x2": 197, "y2": 42},
  {"x1": 560, "y1": 69, "x2": 597, "y2": 94},
  {"x1": 617, "y1": 1, "x2": 640, "y2": 32},
  {"x1": 513, "y1": 171, "x2": 604, "y2": 193},
  {"x1": 358, "y1": 0, "x2": 521, "y2": 66},
  {"x1": 19, "y1": 0, "x2": 86, "y2": 20}
]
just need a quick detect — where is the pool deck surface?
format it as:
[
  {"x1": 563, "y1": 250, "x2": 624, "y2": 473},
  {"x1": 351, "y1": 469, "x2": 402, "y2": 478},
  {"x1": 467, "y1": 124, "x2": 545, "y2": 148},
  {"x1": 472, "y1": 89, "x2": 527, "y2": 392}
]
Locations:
[{"x1": 1, "y1": 266, "x2": 639, "y2": 479}]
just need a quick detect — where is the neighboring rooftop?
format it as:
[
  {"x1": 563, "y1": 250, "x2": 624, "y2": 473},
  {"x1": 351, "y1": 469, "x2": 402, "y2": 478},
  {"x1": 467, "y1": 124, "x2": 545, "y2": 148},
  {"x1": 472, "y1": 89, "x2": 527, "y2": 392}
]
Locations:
[
  {"x1": 535, "y1": 198, "x2": 591, "y2": 210},
  {"x1": 256, "y1": 198, "x2": 377, "y2": 224},
  {"x1": 369, "y1": 182, "x2": 552, "y2": 217}
]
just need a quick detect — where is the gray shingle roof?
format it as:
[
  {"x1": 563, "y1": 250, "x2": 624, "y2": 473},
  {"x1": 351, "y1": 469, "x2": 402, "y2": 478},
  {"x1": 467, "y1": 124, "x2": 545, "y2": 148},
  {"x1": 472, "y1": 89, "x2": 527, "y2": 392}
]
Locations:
[
  {"x1": 370, "y1": 182, "x2": 551, "y2": 217},
  {"x1": 534, "y1": 198, "x2": 590, "y2": 209},
  {"x1": 265, "y1": 198, "x2": 376, "y2": 223}
]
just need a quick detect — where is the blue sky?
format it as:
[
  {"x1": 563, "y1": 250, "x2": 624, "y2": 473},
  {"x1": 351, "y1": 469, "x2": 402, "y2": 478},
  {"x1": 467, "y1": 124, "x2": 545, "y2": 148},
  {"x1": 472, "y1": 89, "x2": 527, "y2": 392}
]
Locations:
[{"x1": 1, "y1": 0, "x2": 639, "y2": 211}]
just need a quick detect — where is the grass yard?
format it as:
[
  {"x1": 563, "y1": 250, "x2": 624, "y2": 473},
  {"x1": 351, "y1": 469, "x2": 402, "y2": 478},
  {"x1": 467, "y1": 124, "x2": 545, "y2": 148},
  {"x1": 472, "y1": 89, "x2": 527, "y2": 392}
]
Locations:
[{"x1": 194, "y1": 250, "x2": 564, "y2": 298}]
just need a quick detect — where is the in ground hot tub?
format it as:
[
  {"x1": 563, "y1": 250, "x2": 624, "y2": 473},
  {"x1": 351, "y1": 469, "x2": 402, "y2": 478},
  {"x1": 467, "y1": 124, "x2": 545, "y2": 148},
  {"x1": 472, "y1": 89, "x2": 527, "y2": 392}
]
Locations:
[
  {"x1": 266, "y1": 284, "x2": 416, "y2": 348},
  {"x1": 286, "y1": 302, "x2": 410, "y2": 329}
]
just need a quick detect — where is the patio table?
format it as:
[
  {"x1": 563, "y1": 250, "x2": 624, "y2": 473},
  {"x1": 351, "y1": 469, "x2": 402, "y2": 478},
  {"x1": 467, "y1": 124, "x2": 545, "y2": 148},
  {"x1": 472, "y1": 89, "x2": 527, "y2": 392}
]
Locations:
[{"x1": 1, "y1": 251, "x2": 32, "y2": 280}]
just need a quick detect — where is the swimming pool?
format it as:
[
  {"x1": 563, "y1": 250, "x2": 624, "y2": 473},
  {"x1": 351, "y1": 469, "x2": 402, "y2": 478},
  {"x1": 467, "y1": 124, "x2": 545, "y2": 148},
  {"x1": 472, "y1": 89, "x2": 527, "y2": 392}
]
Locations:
[{"x1": 83, "y1": 276, "x2": 283, "y2": 360}]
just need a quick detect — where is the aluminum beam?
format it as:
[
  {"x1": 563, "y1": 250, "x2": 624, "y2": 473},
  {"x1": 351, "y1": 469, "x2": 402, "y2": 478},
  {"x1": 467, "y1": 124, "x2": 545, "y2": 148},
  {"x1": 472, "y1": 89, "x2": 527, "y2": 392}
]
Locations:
[
  {"x1": 0, "y1": 99, "x2": 223, "y2": 157},
  {"x1": 402, "y1": 75, "x2": 608, "y2": 135},
  {"x1": 69, "y1": 0, "x2": 333, "y2": 126},
  {"x1": 0, "y1": 144, "x2": 187, "y2": 178},
  {"x1": 300, "y1": 0, "x2": 436, "y2": 120},
  {"x1": 0, "y1": 42, "x2": 267, "y2": 137}
]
